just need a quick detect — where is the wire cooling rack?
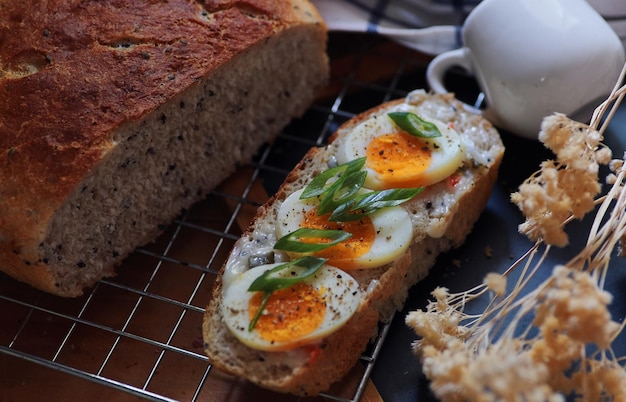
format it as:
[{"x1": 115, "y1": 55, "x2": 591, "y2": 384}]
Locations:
[{"x1": 0, "y1": 34, "x2": 439, "y2": 401}]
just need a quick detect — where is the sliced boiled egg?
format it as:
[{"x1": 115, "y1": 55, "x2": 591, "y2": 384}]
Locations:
[
  {"x1": 335, "y1": 108, "x2": 465, "y2": 189},
  {"x1": 275, "y1": 189, "x2": 413, "y2": 270},
  {"x1": 222, "y1": 262, "x2": 361, "y2": 351}
]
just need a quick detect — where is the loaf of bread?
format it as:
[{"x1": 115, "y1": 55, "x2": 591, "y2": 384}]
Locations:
[
  {"x1": 0, "y1": 0, "x2": 329, "y2": 296},
  {"x1": 203, "y1": 90, "x2": 505, "y2": 395}
]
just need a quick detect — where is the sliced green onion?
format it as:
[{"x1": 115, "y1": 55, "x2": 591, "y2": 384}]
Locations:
[
  {"x1": 247, "y1": 256, "x2": 327, "y2": 331},
  {"x1": 316, "y1": 170, "x2": 366, "y2": 215},
  {"x1": 300, "y1": 157, "x2": 366, "y2": 199},
  {"x1": 248, "y1": 256, "x2": 327, "y2": 293},
  {"x1": 388, "y1": 111, "x2": 442, "y2": 138},
  {"x1": 274, "y1": 228, "x2": 352, "y2": 253},
  {"x1": 248, "y1": 292, "x2": 272, "y2": 333},
  {"x1": 330, "y1": 187, "x2": 423, "y2": 222}
]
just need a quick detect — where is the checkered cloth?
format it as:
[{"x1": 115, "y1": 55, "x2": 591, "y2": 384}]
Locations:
[
  {"x1": 317, "y1": 0, "x2": 477, "y2": 29},
  {"x1": 314, "y1": 0, "x2": 626, "y2": 55},
  {"x1": 313, "y1": 0, "x2": 478, "y2": 55}
]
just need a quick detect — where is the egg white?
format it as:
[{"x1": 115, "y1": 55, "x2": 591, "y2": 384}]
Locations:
[
  {"x1": 222, "y1": 262, "x2": 361, "y2": 351},
  {"x1": 335, "y1": 107, "x2": 465, "y2": 189},
  {"x1": 276, "y1": 189, "x2": 413, "y2": 270}
]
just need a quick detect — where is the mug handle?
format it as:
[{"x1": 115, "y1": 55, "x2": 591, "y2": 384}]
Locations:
[{"x1": 426, "y1": 48, "x2": 482, "y2": 115}]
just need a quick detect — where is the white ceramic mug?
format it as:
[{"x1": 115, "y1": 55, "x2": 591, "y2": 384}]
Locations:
[{"x1": 426, "y1": 0, "x2": 626, "y2": 139}]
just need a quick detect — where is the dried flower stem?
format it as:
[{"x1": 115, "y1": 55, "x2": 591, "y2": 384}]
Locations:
[{"x1": 408, "y1": 66, "x2": 626, "y2": 401}]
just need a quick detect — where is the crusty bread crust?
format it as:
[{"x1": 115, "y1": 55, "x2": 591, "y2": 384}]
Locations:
[
  {"x1": 0, "y1": 0, "x2": 328, "y2": 296},
  {"x1": 203, "y1": 92, "x2": 505, "y2": 395}
]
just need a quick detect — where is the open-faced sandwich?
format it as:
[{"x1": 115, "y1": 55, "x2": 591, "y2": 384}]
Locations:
[{"x1": 203, "y1": 90, "x2": 505, "y2": 395}]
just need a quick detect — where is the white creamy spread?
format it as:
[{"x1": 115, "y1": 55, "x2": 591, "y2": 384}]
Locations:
[{"x1": 222, "y1": 218, "x2": 278, "y2": 290}]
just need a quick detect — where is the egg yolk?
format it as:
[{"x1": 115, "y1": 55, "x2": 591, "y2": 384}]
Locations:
[
  {"x1": 300, "y1": 208, "x2": 375, "y2": 270},
  {"x1": 249, "y1": 282, "x2": 326, "y2": 342},
  {"x1": 365, "y1": 131, "x2": 432, "y2": 188}
]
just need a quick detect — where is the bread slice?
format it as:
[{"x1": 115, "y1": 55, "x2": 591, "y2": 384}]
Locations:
[
  {"x1": 0, "y1": 0, "x2": 328, "y2": 296},
  {"x1": 203, "y1": 91, "x2": 505, "y2": 395}
]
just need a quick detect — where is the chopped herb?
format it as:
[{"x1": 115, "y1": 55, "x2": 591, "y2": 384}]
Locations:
[
  {"x1": 301, "y1": 157, "x2": 366, "y2": 200},
  {"x1": 330, "y1": 188, "x2": 423, "y2": 222},
  {"x1": 274, "y1": 228, "x2": 352, "y2": 253},
  {"x1": 388, "y1": 111, "x2": 442, "y2": 138},
  {"x1": 316, "y1": 170, "x2": 366, "y2": 215}
]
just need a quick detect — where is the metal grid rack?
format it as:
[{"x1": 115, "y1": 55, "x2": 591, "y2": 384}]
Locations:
[{"x1": 0, "y1": 34, "x2": 434, "y2": 401}]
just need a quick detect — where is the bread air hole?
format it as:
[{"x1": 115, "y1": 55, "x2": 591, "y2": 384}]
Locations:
[{"x1": 2, "y1": 49, "x2": 51, "y2": 79}]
